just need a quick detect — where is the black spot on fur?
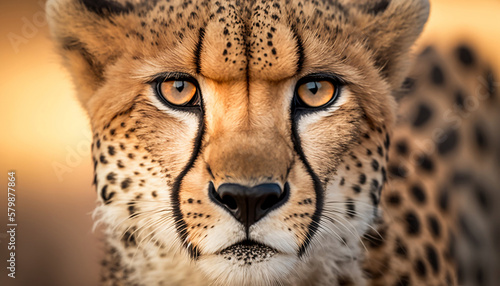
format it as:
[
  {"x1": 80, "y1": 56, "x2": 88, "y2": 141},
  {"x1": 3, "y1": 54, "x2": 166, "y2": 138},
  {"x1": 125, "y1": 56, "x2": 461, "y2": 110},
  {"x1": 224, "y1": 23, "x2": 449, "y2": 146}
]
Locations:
[
  {"x1": 81, "y1": 0, "x2": 134, "y2": 16},
  {"x1": 426, "y1": 244, "x2": 440, "y2": 274},
  {"x1": 410, "y1": 184, "x2": 426, "y2": 204},
  {"x1": 122, "y1": 230, "x2": 136, "y2": 247},
  {"x1": 106, "y1": 172, "x2": 117, "y2": 184},
  {"x1": 415, "y1": 258, "x2": 427, "y2": 278},
  {"x1": 386, "y1": 192, "x2": 401, "y2": 206},
  {"x1": 437, "y1": 128, "x2": 459, "y2": 155},
  {"x1": 107, "y1": 145, "x2": 116, "y2": 156},
  {"x1": 456, "y1": 45, "x2": 476, "y2": 67},
  {"x1": 121, "y1": 178, "x2": 132, "y2": 190},
  {"x1": 412, "y1": 103, "x2": 433, "y2": 127},
  {"x1": 416, "y1": 153, "x2": 434, "y2": 172},
  {"x1": 117, "y1": 160, "x2": 125, "y2": 168},
  {"x1": 474, "y1": 124, "x2": 488, "y2": 150},
  {"x1": 395, "y1": 140, "x2": 408, "y2": 156},
  {"x1": 359, "y1": 174, "x2": 366, "y2": 185},
  {"x1": 128, "y1": 203, "x2": 136, "y2": 217},
  {"x1": 99, "y1": 154, "x2": 108, "y2": 164},
  {"x1": 384, "y1": 133, "x2": 391, "y2": 149},
  {"x1": 371, "y1": 159, "x2": 379, "y2": 171},
  {"x1": 405, "y1": 211, "x2": 420, "y2": 235},
  {"x1": 427, "y1": 215, "x2": 441, "y2": 239},
  {"x1": 430, "y1": 64, "x2": 445, "y2": 86},
  {"x1": 377, "y1": 146, "x2": 383, "y2": 156},
  {"x1": 352, "y1": 185, "x2": 361, "y2": 193}
]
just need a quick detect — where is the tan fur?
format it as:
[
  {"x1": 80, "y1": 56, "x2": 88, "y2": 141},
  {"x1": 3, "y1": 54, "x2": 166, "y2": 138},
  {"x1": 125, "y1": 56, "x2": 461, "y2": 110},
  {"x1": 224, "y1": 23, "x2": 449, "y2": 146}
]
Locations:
[{"x1": 47, "y1": 0, "x2": 500, "y2": 285}]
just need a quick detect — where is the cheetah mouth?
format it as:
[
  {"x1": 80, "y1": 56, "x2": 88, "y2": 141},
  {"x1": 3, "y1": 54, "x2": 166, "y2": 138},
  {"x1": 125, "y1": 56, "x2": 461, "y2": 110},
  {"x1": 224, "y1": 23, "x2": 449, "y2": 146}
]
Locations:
[{"x1": 217, "y1": 240, "x2": 278, "y2": 261}]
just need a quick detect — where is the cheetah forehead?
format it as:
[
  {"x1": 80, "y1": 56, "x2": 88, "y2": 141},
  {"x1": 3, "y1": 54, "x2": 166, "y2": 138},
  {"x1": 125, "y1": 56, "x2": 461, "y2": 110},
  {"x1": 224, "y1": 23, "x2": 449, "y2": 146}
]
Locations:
[
  {"x1": 51, "y1": 0, "x2": 429, "y2": 85},
  {"x1": 199, "y1": 1, "x2": 301, "y2": 81}
]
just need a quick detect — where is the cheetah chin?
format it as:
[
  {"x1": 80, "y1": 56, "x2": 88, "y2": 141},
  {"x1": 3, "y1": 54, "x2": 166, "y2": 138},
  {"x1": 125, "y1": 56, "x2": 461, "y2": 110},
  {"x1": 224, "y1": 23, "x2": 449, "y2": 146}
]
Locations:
[{"x1": 198, "y1": 242, "x2": 298, "y2": 285}]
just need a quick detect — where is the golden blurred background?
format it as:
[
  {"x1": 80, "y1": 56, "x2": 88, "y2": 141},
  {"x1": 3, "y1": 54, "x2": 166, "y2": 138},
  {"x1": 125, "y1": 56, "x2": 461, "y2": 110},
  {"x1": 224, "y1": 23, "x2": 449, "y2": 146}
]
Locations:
[{"x1": 0, "y1": 0, "x2": 499, "y2": 285}]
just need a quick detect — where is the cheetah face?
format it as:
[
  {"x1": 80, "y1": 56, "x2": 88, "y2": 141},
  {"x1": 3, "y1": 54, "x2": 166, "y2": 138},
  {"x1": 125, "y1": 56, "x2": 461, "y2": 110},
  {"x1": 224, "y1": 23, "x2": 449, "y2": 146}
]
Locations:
[{"x1": 48, "y1": 0, "x2": 429, "y2": 284}]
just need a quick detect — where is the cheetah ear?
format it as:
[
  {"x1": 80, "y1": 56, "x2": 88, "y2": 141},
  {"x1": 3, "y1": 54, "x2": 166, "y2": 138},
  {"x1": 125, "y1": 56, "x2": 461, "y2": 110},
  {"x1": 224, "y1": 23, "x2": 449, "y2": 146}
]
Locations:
[
  {"x1": 349, "y1": 0, "x2": 430, "y2": 88},
  {"x1": 46, "y1": 0, "x2": 136, "y2": 105}
]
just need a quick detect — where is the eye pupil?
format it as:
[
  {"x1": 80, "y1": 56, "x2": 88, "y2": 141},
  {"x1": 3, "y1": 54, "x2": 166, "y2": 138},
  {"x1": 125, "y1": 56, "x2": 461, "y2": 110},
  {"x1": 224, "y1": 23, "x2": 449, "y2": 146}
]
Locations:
[
  {"x1": 174, "y1": 81, "x2": 185, "y2": 93},
  {"x1": 306, "y1": 81, "x2": 319, "y2": 95}
]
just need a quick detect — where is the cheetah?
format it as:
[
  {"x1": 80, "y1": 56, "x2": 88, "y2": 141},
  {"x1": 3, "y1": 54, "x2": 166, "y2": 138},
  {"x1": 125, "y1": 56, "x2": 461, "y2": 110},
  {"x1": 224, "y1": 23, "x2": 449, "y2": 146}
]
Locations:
[{"x1": 46, "y1": 0, "x2": 500, "y2": 285}]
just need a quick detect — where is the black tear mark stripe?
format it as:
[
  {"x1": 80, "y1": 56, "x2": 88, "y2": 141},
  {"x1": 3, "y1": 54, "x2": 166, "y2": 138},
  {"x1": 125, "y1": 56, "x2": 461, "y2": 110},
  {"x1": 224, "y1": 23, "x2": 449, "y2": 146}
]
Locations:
[
  {"x1": 290, "y1": 25, "x2": 305, "y2": 75},
  {"x1": 194, "y1": 28, "x2": 206, "y2": 75},
  {"x1": 171, "y1": 106, "x2": 205, "y2": 260},
  {"x1": 290, "y1": 113, "x2": 324, "y2": 257}
]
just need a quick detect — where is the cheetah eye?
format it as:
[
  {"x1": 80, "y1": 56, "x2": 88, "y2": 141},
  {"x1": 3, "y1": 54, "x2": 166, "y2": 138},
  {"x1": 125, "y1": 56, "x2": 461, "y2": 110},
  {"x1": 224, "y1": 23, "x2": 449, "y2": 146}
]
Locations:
[
  {"x1": 295, "y1": 78, "x2": 338, "y2": 108},
  {"x1": 157, "y1": 79, "x2": 199, "y2": 107}
]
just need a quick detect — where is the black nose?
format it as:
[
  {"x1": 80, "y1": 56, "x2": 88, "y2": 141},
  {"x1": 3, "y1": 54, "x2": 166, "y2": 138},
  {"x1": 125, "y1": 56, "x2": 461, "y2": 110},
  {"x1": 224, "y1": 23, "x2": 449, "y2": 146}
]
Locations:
[{"x1": 209, "y1": 182, "x2": 289, "y2": 229}]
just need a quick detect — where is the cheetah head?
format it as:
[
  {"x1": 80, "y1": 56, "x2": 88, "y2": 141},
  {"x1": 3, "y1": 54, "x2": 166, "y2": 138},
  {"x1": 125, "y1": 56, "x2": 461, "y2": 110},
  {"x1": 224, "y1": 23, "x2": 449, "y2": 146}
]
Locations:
[{"x1": 48, "y1": 0, "x2": 429, "y2": 284}]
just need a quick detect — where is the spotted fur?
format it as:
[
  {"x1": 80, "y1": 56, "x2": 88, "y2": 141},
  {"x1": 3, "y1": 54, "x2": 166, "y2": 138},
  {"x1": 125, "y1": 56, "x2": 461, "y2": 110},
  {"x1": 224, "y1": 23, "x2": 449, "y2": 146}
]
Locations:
[{"x1": 47, "y1": 0, "x2": 499, "y2": 285}]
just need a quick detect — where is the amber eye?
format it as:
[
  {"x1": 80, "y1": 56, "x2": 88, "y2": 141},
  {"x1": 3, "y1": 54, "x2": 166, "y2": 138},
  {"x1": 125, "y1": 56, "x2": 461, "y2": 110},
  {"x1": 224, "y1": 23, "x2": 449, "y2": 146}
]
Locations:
[
  {"x1": 158, "y1": 80, "x2": 198, "y2": 106},
  {"x1": 296, "y1": 80, "x2": 336, "y2": 108}
]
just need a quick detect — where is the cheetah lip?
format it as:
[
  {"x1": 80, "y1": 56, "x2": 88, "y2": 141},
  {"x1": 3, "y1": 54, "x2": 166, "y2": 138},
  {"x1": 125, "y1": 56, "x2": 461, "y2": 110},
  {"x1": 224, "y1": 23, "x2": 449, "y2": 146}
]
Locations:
[{"x1": 218, "y1": 240, "x2": 278, "y2": 256}]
